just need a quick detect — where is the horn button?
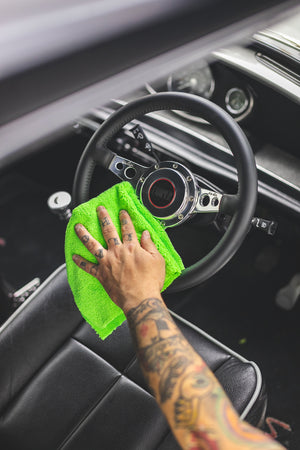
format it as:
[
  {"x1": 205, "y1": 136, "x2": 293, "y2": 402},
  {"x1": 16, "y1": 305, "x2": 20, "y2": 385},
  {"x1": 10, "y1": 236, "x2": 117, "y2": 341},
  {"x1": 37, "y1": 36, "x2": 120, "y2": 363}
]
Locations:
[
  {"x1": 136, "y1": 161, "x2": 197, "y2": 227},
  {"x1": 148, "y1": 178, "x2": 176, "y2": 209}
]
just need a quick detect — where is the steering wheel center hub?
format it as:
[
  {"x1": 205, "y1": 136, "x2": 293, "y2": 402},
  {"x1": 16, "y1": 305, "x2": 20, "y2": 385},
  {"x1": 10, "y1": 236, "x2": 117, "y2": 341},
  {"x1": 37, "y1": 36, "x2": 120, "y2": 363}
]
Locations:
[
  {"x1": 148, "y1": 178, "x2": 176, "y2": 208},
  {"x1": 136, "y1": 161, "x2": 197, "y2": 227}
]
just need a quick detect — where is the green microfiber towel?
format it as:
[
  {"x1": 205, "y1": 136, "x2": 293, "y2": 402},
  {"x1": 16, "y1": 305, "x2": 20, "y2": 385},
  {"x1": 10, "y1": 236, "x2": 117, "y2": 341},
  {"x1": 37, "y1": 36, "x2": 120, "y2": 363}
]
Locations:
[{"x1": 65, "y1": 181, "x2": 184, "y2": 340}]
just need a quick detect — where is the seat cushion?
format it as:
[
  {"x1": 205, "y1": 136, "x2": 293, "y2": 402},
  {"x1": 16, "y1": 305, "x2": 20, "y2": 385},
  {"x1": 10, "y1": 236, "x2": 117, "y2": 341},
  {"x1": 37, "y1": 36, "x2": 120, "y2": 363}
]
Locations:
[{"x1": 0, "y1": 265, "x2": 266, "y2": 450}]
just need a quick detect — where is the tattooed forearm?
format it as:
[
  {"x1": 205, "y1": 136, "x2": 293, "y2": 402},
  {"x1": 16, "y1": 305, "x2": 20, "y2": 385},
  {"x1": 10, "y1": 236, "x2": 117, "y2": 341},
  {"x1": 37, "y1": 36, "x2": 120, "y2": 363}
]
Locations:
[
  {"x1": 126, "y1": 296, "x2": 284, "y2": 450},
  {"x1": 127, "y1": 298, "x2": 195, "y2": 403},
  {"x1": 174, "y1": 368, "x2": 213, "y2": 428},
  {"x1": 159, "y1": 355, "x2": 191, "y2": 403},
  {"x1": 138, "y1": 334, "x2": 191, "y2": 374},
  {"x1": 127, "y1": 298, "x2": 173, "y2": 330}
]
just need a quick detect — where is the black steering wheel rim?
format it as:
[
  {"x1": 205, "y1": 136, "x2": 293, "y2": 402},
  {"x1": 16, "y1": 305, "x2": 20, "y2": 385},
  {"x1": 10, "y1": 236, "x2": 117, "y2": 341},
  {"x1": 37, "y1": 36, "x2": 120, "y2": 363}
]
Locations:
[{"x1": 73, "y1": 92, "x2": 257, "y2": 292}]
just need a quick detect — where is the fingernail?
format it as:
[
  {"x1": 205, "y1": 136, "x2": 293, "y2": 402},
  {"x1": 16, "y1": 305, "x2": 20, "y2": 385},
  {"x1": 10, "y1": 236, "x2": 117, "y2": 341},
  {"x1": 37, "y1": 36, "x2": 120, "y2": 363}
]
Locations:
[
  {"x1": 74, "y1": 224, "x2": 82, "y2": 232},
  {"x1": 119, "y1": 209, "x2": 127, "y2": 215},
  {"x1": 97, "y1": 206, "x2": 105, "y2": 212},
  {"x1": 143, "y1": 230, "x2": 150, "y2": 238},
  {"x1": 72, "y1": 254, "x2": 79, "y2": 261}
]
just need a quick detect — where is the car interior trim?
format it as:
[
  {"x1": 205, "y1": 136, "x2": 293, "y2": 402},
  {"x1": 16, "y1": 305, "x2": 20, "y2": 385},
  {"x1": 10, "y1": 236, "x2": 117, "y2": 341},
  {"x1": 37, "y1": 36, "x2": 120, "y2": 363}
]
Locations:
[
  {"x1": 253, "y1": 30, "x2": 300, "y2": 61},
  {"x1": 255, "y1": 52, "x2": 300, "y2": 85}
]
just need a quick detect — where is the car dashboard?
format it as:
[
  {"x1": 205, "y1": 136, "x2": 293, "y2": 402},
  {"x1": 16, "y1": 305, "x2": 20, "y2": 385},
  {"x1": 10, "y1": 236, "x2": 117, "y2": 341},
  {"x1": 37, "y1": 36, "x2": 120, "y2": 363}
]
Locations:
[{"x1": 75, "y1": 36, "x2": 300, "y2": 221}]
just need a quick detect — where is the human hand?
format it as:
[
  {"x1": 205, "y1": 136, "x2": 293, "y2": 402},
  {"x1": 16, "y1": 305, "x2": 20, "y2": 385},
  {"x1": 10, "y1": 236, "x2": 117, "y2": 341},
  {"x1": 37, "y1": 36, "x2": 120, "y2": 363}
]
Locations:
[{"x1": 72, "y1": 206, "x2": 165, "y2": 314}]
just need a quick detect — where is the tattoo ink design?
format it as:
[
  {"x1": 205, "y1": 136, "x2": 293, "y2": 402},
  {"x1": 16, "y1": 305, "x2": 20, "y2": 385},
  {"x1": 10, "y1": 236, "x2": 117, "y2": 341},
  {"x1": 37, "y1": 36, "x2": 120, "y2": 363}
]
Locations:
[
  {"x1": 139, "y1": 335, "x2": 188, "y2": 373},
  {"x1": 215, "y1": 400, "x2": 282, "y2": 448},
  {"x1": 187, "y1": 429, "x2": 219, "y2": 450},
  {"x1": 127, "y1": 297, "x2": 282, "y2": 450},
  {"x1": 108, "y1": 237, "x2": 120, "y2": 246},
  {"x1": 128, "y1": 298, "x2": 172, "y2": 331},
  {"x1": 174, "y1": 370, "x2": 213, "y2": 429},
  {"x1": 81, "y1": 235, "x2": 89, "y2": 244},
  {"x1": 121, "y1": 218, "x2": 128, "y2": 225},
  {"x1": 101, "y1": 217, "x2": 110, "y2": 227},
  {"x1": 127, "y1": 298, "x2": 175, "y2": 348},
  {"x1": 127, "y1": 298, "x2": 194, "y2": 402},
  {"x1": 124, "y1": 233, "x2": 133, "y2": 241},
  {"x1": 80, "y1": 261, "x2": 87, "y2": 269},
  {"x1": 89, "y1": 264, "x2": 98, "y2": 276},
  {"x1": 159, "y1": 355, "x2": 191, "y2": 403},
  {"x1": 95, "y1": 248, "x2": 104, "y2": 259}
]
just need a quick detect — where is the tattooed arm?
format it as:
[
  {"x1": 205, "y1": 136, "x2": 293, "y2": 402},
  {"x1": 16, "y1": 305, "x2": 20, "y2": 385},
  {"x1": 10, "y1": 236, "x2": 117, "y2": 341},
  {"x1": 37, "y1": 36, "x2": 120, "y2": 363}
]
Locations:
[
  {"x1": 126, "y1": 297, "x2": 284, "y2": 450},
  {"x1": 73, "y1": 208, "x2": 284, "y2": 450}
]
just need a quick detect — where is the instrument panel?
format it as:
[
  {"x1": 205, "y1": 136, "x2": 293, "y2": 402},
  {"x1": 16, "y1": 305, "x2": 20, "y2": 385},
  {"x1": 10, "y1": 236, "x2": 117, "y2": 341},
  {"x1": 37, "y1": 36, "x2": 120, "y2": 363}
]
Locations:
[{"x1": 146, "y1": 58, "x2": 254, "y2": 124}]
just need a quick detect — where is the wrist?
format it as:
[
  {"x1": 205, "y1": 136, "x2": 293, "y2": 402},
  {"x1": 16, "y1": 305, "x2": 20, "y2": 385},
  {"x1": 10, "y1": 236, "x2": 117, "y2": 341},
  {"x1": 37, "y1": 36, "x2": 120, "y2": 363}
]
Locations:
[{"x1": 122, "y1": 292, "x2": 163, "y2": 316}]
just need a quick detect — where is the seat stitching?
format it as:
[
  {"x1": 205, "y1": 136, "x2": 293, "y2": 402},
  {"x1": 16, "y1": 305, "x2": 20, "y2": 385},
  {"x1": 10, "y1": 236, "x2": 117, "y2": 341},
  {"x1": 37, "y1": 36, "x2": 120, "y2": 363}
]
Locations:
[
  {"x1": 58, "y1": 374, "x2": 122, "y2": 450},
  {"x1": 0, "y1": 318, "x2": 85, "y2": 418},
  {"x1": 71, "y1": 334, "x2": 138, "y2": 377},
  {"x1": 58, "y1": 366, "x2": 154, "y2": 449}
]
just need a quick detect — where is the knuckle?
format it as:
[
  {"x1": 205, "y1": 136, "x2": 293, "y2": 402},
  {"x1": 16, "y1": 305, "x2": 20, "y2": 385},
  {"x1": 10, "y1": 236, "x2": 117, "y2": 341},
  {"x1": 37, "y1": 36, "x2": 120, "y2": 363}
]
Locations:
[
  {"x1": 126, "y1": 243, "x2": 135, "y2": 253},
  {"x1": 102, "y1": 225, "x2": 113, "y2": 236}
]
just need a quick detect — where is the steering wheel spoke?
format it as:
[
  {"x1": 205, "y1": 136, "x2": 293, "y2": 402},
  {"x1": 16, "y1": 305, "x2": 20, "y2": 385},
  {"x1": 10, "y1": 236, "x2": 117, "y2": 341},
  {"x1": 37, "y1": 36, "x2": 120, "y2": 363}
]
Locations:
[
  {"x1": 107, "y1": 154, "x2": 147, "y2": 189},
  {"x1": 194, "y1": 189, "x2": 223, "y2": 214}
]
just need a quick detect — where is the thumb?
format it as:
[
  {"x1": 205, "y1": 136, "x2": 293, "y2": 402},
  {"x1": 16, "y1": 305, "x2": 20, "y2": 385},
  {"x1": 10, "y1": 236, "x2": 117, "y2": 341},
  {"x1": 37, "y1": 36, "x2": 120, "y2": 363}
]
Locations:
[{"x1": 140, "y1": 230, "x2": 159, "y2": 255}]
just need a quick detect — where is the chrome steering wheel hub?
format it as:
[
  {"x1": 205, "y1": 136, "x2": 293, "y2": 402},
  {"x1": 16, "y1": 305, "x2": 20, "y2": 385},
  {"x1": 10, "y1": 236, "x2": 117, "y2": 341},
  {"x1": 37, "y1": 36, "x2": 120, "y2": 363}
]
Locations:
[{"x1": 136, "y1": 161, "x2": 197, "y2": 227}]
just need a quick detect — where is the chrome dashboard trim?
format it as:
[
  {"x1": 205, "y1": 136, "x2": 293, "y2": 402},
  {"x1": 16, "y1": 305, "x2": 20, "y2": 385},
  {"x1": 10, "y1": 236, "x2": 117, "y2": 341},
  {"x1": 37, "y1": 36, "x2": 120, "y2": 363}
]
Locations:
[
  {"x1": 224, "y1": 87, "x2": 254, "y2": 120},
  {"x1": 253, "y1": 30, "x2": 300, "y2": 62},
  {"x1": 255, "y1": 52, "x2": 300, "y2": 85},
  {"x1": 213, "y1": 46, "x2": 300, "y2": 104}
]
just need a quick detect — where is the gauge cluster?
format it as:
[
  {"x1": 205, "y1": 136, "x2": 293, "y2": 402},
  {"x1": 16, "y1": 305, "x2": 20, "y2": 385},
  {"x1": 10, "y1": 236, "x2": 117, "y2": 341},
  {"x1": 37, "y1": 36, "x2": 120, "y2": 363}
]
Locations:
[
  {"x1": 146, "y1": 59, "x2": 254, "y2": 124},
  {"x1": 167, "y1": 61, "x2": 215, "y2": 99}
]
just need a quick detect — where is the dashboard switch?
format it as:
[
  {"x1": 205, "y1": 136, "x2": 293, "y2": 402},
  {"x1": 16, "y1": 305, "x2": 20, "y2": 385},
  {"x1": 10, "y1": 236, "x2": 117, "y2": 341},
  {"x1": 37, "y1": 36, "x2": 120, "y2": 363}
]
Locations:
[{"x1": 251, "y1": 217, "x2": 278, "y2": 235}]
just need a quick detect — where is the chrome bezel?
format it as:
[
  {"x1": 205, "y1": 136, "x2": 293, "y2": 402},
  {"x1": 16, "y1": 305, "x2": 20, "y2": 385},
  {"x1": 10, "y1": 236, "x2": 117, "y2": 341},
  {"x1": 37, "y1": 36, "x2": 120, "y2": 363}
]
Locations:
[
  {"x1": 166, "y1": 66, "x2": 215, "y2": 99},
  {"x1": 135, "y1": 161, "x2": 198, "y2": 228},
  {"x1": 225, "y1": 87, "x2": 249, "y2": 116}
]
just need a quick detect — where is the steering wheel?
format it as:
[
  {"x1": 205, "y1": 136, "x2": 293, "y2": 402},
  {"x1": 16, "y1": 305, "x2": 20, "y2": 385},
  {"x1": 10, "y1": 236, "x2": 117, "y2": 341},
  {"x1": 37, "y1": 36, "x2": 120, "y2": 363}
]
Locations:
[{"x1": 73, "y1": 92, "x2": 257, "y2": 292}]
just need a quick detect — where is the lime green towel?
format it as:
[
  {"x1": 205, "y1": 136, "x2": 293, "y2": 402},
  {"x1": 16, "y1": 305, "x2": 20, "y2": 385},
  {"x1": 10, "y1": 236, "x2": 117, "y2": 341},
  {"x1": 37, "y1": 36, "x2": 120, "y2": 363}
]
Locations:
[{"x1": 65, "y1": 181, "x2": 184, "y2": 340}]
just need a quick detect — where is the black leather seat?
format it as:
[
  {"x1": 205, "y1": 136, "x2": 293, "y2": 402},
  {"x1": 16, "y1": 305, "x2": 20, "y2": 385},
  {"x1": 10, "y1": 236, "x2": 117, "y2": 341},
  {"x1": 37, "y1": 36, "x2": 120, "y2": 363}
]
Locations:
[{"x1": 0, "y1": 265, "x2": 266, "y2": 450}]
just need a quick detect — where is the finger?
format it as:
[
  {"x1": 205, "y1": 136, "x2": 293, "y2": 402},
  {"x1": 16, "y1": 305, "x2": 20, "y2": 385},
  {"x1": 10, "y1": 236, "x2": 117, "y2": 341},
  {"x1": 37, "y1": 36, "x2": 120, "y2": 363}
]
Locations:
[
  {"x1": 140, "y1": 230, "x2": 159, "y2": 255},
  {"x1": 97, "y1": 206, "x2": 121, "y2": 248},
  {"x1": 119, "y1": 210, "x2": 138, "y2": 244},
  {"x1": 74, "y1": 224, "x2": 106, "y2": 261},
  {"x1": 72, "y1": 254, "x2": 99, "y2": 277}
]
